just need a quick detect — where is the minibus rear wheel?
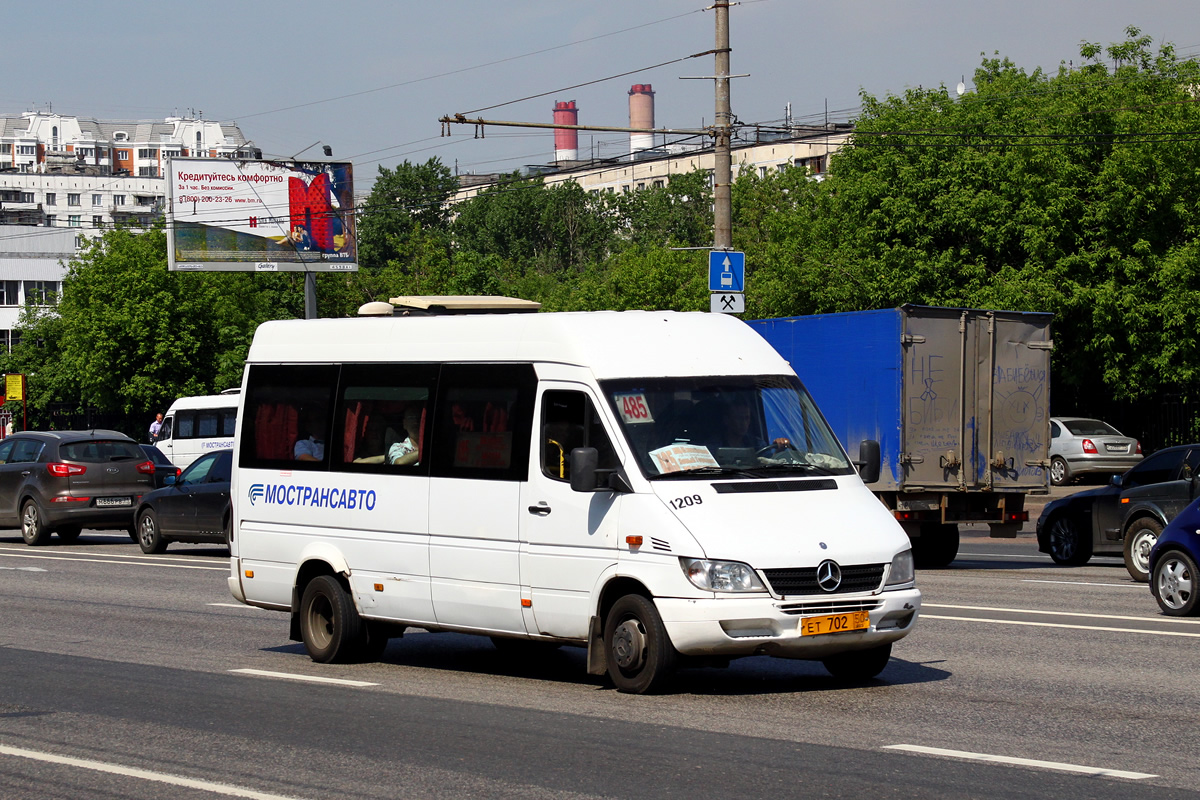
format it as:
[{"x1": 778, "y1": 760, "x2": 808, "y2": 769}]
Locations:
[
  {"x1": 300, "y1": 575, "x2": 365, "y2": 663},
  {"x1": 604, "y1": 594, "x2": 677, "y2": 694}
]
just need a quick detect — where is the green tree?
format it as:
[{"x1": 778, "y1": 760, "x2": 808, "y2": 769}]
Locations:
[{"x1": 744, "y1": 27, "x2": 1200, "y2": 404}]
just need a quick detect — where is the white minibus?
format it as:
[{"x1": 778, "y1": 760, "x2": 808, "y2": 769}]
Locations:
[
  {"x1": 228, "y1": 299, "x2": 920, "y2": 693},
  {"x1": 157, "y1": 391, "x2": 239, "y2": 469}
]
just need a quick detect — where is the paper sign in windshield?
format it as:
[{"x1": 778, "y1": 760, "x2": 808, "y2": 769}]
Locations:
[{"x1": 650, "y1": 444, "x2": 719, "y2": 474}]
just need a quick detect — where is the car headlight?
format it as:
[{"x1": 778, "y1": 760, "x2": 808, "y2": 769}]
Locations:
[
  {"x1": 680, "y1": 557, "x2": 767, "y2": 592},
  {"x1": 885, "y1": 549, "x2": 915, "y2": 587}
]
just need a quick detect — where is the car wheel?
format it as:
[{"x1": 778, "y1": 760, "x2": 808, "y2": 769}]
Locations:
[
  {"x1": 1049, "y1": 456, "x2": 1070, "y2": 486},
  {"x1": 136, "y1": 509, "x2": 168, "y2": 554},
  {"x1": 603, "y1": 594, "x2": 677, "y2": 694},
  {"x1": 1152, "y1": 550, "x2": 1199, "y2": 616},
  {"x1": 822, "y1": 642, "x2": 893, "y2": 682},
  {"x1": 56, "y1": 525, "x2": 82, "y2": 543},
  {"x1": 1123, "y1": 518, "x2": 1162, "y2": 583},
  {"x1": 299, "y1": 574, "x2": 365, "y2": 663},
  {"x1": 1047, "y1": 515, "x2": 1091, "y2": 566},
  {"x1": 21, "y1": 500, "x2": 52, "y2": 546}
]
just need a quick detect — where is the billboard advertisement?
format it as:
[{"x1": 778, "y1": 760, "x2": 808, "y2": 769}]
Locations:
[{"x1": 167, "y1": 157, "x2": 357, "y2": 272}]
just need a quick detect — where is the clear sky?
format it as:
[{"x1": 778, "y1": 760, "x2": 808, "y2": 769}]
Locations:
[{"x1": 4, "y1": 1, "x2": 1197, "y2": 188}]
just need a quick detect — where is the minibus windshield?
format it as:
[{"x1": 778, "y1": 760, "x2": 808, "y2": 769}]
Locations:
[{"x1": 601, "y1": 375, "x2": 853, "y2": 479}]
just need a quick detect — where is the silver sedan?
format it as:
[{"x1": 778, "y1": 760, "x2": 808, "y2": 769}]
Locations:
[{"x1": 1049, "y1": 416, "x2": 1142, "y2": 486}]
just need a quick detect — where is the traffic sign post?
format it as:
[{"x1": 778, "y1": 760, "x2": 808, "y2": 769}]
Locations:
[
  {"x1": 709, "y1": 251, "x2": 745, "y2": 314},
  {"x1": 711, "y1": 292, "x2": 744, "y2": 314},
  {"x1": 709, "y1": 251, "x2": 744, "y2": 292}
]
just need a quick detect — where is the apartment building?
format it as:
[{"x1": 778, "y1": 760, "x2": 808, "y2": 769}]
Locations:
[
  {"x1": 0, "y1": 111, "x2": 256, "y2": 353},
  {"x1": 451, "y1": 124, "x2": 853, "y2": 202},
  {"x1": 0, "y1": 111, "x2": 255, "y2": 230}
]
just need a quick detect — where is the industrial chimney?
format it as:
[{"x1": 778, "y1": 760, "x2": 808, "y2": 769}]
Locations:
[
  {"x1": 628, "y1": 84, "x2": 655, "y2": 156},
  {"x1": 553, "y1": 100, "x2": 579, "y2": 162}
]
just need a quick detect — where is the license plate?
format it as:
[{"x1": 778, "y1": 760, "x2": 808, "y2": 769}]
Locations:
[
  {"x1": 95, "y1": 497, "x2": 131, "y2": 507},
  {"x1": 1105, "y1": 443, "x2": 1125, "y2": 452},
  {"x1": 800, "y1": 610, "x2": 870, "y2": 636}
]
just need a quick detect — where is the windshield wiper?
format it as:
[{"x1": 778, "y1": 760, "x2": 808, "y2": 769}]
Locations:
[
  {"x1": 651, "y1": 466, "x2": 759, "y2": 479},
  {"x1": 753, "y1": 462, "x2": 846, "y2": 476}
]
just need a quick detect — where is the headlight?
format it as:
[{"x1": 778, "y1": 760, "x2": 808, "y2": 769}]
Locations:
[
  {"x1": 885, "y1": 549, "x2": 915, "y2": 586},
  {"x1": 680, "y1": 557, "x2": 767, "y2": 592}
]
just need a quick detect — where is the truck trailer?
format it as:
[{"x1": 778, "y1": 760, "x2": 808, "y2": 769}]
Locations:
[{"x1": 750, "y1": 306, "x2": 1052, "y2": 568}]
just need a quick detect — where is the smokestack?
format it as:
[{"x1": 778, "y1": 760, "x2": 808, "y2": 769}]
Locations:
[
  {"x1": 553, "y1": 100, "x2": 579, "y2": 162},
  {"x1": 629, "y1": 84, "x2": 655, "y2": 155}
]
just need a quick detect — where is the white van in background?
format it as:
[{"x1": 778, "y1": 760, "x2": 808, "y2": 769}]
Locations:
[
  {"x1": 227, "y1": 298, "x2": 920, "y2": 694},
  {"x1": 156, "y1": 390, "x2": 239, "y2": 469}
]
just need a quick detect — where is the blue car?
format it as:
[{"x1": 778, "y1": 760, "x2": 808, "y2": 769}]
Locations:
[{"x1": 1149, "y1": 496, "x2": 1200, "y2": 616}]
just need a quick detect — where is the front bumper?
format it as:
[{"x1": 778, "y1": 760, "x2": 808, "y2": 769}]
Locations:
[{"x1": 656, "y1": 587, "x2": 921, "y2": 659}]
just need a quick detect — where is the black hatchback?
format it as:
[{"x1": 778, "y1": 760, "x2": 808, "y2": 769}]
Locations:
[{"x1": 0, "y1": 430, "x2": 155, "y2": 545}]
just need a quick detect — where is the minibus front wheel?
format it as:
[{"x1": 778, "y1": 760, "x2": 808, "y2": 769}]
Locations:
[
  {"x1": 604, "y1": 595, "x2": 677, "y2": 694},
  {"x1": 300, "y1": 574, "x2": 364, "y2": 663}
]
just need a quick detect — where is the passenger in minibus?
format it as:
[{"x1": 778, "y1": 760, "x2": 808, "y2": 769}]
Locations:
[{"x1": 294, "y1": 409, "x2": 327, "y2": 461}]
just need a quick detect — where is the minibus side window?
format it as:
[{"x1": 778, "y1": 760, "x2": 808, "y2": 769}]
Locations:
[
  {"x1": 334, "y1": 364, "x2": 436, "y2": 474},
  {"x1": 542, "y1": 390, "x2": 619, "y2": 482},
  {"x1": 176, "y1": 412, "x2": 195, "y2": 440},
  {"x1": 220, "y1": 411, "x2": 237, "y2": 437},
  {"x1": 239, "y1": 364, "x2": 339, "y2": 470},
  {"x1": 430, "y1": 364, "x2": 536, "y2": 481},
  {"x1": 157, "y1": 417, "x2": 173, "y2": 442},
  {"x1": 197, "y1": 411, "x2": 219, "y2": 438}
]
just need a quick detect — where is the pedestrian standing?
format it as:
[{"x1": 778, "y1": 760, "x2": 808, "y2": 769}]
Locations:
[{"x1": 149, "y1": 412, "x2": 164, "y2": 444}]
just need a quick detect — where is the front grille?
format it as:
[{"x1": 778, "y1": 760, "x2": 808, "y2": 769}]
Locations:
[
  {"x1": 762, "y1": 563, "x2": 885, "y2": 596},
  {"x1": 778, "y1": 599, "x2": 883, "y2": 616}
]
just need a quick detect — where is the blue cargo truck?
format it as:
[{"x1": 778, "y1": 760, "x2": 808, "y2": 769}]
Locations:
[{"x1": 749, "y1": 306, "x2": 1052, "y2": 568}]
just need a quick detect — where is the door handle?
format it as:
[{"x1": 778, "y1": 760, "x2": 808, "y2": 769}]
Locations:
[{"x1": 528, "y1": 502, "x2": 551, "y2": 516}]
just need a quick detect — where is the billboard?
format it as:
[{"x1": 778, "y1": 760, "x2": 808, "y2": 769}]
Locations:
[{"x1": 167, "y1": 157, "x2": 357, "y2": 272}]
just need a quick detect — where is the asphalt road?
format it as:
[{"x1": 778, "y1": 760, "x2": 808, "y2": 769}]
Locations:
[{"x1": 1, "y1": 514, "x2": 1198, "y2": 799}]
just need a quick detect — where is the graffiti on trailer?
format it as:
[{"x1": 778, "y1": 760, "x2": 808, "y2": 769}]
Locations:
[{"x1": 993, "y1": 379, "x2": 1047, "y2": 479}]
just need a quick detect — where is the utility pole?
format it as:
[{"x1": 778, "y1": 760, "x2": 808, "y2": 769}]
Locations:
[{"x1": 713, "y1": 1, "x2": 733, "y2": 251}]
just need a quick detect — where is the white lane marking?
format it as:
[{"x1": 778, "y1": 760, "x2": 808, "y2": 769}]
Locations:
[
  {"x1": 0, "y1": 743, "x2": 308, "y2": 799},
  {"x1": 925, "y1": 603, "x2": 1200, "y2": 625},
  {"x1": 0, "y1": 566, "x2": 47, "y2": 572},
  {"x1": 883, "y1": 744, "x2": 1156, "y2": 780},
  {"x1": 0, "y1": 552, "x2": 225, "y2": 571},
  {"x1": 0, "y1": 545, "x2": 222, "y2": 565},
  {"x1": 1021, "y1": 579, "x2": 1142, "y2": 588},
  {"x1": 922, "y1": 614, "x2": 1200, "y2": 638},
  {"x1": 230, "y1": 668, "x2": 379, "y2": 687}
]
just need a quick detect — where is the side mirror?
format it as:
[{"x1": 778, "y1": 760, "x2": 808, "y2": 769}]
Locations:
[
  {"x1": 569, "y1": 447, "x2": 632, "y2": 493},
  {"x1": 1110, "y1": 474, "x2": 1123, "y2": 487},
  {"x1": 164, "y1": 474, "x2": 177, "y2": 486},
  {"x1": 855, "y1": 440, "x2": 881, "y2": 484},
  {"x1": 570, "y1": 447, "x2": 599, "y2": 492}
]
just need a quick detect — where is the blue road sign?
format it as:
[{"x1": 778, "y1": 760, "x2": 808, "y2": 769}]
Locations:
[{"x1": 709, "y1": 251, "x2": 745, "y2": 292}]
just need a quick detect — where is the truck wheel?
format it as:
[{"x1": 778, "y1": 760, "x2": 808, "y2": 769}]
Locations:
[
  {"x1": 1047, "y1": 515, "x2": 1091, "y2": 566},
  {"x1": 1050, "y1": 456, "x2": 1070, "y2": 486},
  {"x1": 1153, "y1": 550, "x2": 1199, "y2": 616},
  {"x1": 1123, "y1": 518, "x2": 1162, "y2": 583},
  {"x1": 300, "y1": 575, "x2": 364, "y2": 663},
  {"x1": 822, "y1": 642, "x2": 892, "y2": 682},
  {"x1": 21, "y1": 500, "x2": 51, "y2": 546},
  {"x1": 604, "y1": 594, "x2": 677, "y2": 694},
  {"x1": 912, "y1": 523, "x2": 959, "y2": 569}
]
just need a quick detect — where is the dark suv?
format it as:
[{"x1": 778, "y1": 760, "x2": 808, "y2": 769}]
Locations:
[{"x1": 0, "y1": 430, "x2": 155, "y2": 545}]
